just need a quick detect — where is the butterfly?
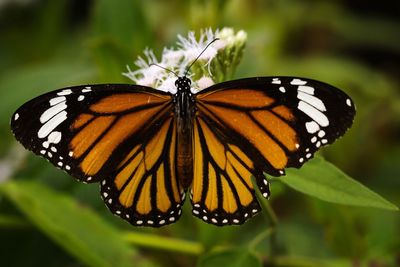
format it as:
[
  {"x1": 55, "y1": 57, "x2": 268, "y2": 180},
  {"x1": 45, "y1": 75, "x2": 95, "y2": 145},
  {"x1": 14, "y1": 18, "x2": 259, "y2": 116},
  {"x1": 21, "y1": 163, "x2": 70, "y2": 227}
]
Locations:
[{"x1": 11, "y1": 74, "x2": 355, "y2": 227}]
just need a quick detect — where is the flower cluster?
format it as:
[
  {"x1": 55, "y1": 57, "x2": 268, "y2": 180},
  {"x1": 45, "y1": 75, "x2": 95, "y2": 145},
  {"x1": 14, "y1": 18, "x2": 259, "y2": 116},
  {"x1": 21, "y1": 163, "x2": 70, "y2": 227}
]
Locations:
[{"x1": 123, "y1": 28, "x2": 247, "y2": 93}]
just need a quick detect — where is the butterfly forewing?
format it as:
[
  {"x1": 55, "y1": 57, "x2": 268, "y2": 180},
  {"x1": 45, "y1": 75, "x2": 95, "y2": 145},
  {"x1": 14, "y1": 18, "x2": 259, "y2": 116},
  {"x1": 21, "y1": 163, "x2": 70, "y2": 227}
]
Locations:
[{"x1": 11, "y1": 84, "x2": 171, "y2": 182}]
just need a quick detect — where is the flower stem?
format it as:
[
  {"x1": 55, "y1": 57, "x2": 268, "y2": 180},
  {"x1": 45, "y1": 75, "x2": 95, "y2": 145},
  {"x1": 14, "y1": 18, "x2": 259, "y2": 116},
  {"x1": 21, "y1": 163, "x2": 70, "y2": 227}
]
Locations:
[
  {"x1": 256, "y1": 187, "x2": 280, "y2": 255},
  {"x1": 248, "y1": 227, "x2": 275, "y2": 251}
]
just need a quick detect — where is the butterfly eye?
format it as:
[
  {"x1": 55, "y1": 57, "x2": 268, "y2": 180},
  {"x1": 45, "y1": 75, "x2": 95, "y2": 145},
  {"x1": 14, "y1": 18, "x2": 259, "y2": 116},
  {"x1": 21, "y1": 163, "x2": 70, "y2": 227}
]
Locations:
[{"x1": 181, "y1": 77, "x2": 191, "y2": 85}]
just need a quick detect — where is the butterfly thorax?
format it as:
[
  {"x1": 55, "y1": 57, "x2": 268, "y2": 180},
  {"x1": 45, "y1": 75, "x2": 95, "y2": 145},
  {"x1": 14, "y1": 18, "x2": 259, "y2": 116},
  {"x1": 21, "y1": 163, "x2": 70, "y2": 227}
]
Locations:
[{"x1": 174, "y1": 76, "x2": 195, "y2": 189}]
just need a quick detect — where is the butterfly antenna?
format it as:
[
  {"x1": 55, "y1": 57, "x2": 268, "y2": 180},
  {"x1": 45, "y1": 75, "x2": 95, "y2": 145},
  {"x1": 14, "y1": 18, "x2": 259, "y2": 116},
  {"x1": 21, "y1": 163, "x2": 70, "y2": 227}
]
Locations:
[
  {"x1": 184, "y1": 38, "x2": 220, "y2": 77},
  {"x1": 149, "y1": 63, "x2": 179, "y2": 78}
]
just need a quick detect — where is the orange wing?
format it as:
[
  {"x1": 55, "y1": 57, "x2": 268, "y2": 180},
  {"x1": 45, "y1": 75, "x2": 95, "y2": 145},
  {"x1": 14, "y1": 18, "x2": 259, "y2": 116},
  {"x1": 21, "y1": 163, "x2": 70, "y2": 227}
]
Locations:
[
  {"x1": 101, "y1": 114, "x2": 184, "y2": 226},
  {"x1": 11, "y1": 84, "x2": 184, "y2": 226},
  {"x1": 192, "y1": 77, "x2": 355, "y2": 225},
  {"x1": 191, "y1": 115, "x2": 265, "y2": 225}
]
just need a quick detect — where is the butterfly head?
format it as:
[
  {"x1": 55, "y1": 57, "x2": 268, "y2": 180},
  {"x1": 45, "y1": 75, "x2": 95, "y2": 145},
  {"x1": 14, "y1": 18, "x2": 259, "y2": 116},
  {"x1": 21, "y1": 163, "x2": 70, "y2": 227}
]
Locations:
[{"x1": 175, "y1": 76, "x2": 192, "y2": 92}]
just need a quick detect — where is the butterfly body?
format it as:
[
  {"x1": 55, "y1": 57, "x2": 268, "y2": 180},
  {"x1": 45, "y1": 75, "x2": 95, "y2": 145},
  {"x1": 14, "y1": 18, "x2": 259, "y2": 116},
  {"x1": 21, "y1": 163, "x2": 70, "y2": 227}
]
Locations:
[
  {"x1": 11, "y1": 76, "x2": 355, "y2": 227},
  {"x1": 174, "y1": 76, "x2": 195, "y2": 189}
]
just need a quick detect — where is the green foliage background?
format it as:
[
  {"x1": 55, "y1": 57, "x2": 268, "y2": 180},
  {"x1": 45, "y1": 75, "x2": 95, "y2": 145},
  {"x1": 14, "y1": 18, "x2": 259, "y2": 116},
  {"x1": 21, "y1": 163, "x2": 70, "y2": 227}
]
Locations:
[{"x1": 0, "y1": 1, "x2": 399, "y2": 266}]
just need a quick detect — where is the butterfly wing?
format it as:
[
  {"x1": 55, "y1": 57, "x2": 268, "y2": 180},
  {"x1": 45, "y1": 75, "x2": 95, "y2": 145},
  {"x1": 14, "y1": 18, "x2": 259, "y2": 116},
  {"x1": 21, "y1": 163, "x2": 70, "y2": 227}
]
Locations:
[
  {"x1": 191, "y1": 115, "x2": 263, "y2": 225},
  {"x1": 11, "y1": 84, "x2": 184, "y2": 226},
  {"x1": 192, "y1": 76, "x2": 355, "y2": 225}
]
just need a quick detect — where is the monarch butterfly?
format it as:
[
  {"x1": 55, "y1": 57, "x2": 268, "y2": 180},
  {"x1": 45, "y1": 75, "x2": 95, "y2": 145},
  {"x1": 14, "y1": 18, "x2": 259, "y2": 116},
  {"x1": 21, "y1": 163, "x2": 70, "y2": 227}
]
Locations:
[{"x1": 11, "y1": 43, "x2": 355, "y2": 227}]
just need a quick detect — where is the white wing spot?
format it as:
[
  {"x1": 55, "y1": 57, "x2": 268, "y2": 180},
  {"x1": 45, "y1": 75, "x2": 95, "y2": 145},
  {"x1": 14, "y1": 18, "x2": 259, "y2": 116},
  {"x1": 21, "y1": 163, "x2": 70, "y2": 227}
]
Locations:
[
  {"x1": 291, "y1": 79, "x2": 307, "y2": 85},
  {"x1": 346, "y1": 98, "x2": 352, "y2": 107},
  {"x1": 297, "y1": 85, "x2": 315, "y2": 95},
  {"x1": 272, "y1": 78, "x2": 281, "y2": 84},
  {"x1": 262, "y1": 192, "x2": 269, "y2": 198},
  {"x1": 68, "y1": 151, "x2": 74, "y2": 157},
  {"x1": 57, "y1": 162, "x2": 63, "y2": 167},
  {"x1": 306, "y1": 153, "x2": 312, "y2": 158},
  {"x1": 57, "y1": 89, "x2": 72, "y2": 96},
  {"x1": 40, "y1": 150, "x2": 46, "y2": 155},
  {"x1": 42, "y1": 141, "x2": 49, "y2": 148},
  {"x1": 65, "y1": 165, "x2": 71, "y2": 170},
  {"x1": 40, "y1": 101, "x2": 67, "y2": 123},
  {"x1": 298, "y1": 101, "x2": 329, "y2": 127},
  {"x1": 297, "y1": 91, "x2": 326, "y2": 111},
  {"x1": 318, "y1": 130, "x2": 325, "y2": 138},
  {"x1": 82, "y1": 87, "x2": 92, "y2": 93},
  {"x1": 233, "y1": 219, "x2": 239, "y2": 224},
  {"x1": 49, "y1": 96, "x2": 66, "y2": 106},
  {"x1": 47, "y1": 131, "x2": 62, "y2": 144},
  {"x1": 279, "y1": 86, "x2": 286, "y2": 93},
  {"x1": 38, "y1": 111, "x2": 67, "y2": 138},
  {"x1": 78, "y1": 95, "x2": 85, "y2": 101},
  {"x1": 305, "y1": 121, "x2": 320, "y2": 134},
  {"x1": 299, "y1": 157, "x2": 304, "y2": 163},
  {"x1": 50, "y1": 147, "x2": 57, "y2": 152},
  {"x1": 321, "y1": 139, "x2": 328, "y2": 144},
  {"x1": 14, "y1": 113, "x2": 19, "y2": 120},
  {"x1": 311, "y1": 136, "x2": 317, "y2": 143}
]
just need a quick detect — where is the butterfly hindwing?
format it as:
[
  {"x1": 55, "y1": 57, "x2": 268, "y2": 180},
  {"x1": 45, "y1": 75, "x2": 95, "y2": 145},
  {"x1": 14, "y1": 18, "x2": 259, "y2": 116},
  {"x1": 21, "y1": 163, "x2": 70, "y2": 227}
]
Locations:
[
  {"x1": 100, "y1": 114, "x2": 185, "y2": 227},
  {"x1": 191, "y1": 115, "x2": 264, "y2": 225}
]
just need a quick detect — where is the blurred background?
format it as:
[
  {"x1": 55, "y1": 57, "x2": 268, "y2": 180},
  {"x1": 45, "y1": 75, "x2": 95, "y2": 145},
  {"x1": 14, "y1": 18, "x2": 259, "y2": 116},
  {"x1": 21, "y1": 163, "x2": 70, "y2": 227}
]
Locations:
[{"x1": 0, "y1": 0, "x2": 399, "y2": 266}]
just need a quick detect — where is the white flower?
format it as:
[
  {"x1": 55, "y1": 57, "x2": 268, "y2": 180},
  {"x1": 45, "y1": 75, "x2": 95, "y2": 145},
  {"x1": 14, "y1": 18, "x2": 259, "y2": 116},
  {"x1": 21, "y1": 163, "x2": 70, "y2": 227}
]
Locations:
[
  {"x1": 195, "y1": 76, "x2": 215, "y2": 91},
  {"x1": 123, "y1": 27, "x2": 247, "y2": 93},
  {"x1": 176, "y1": 29, "x2": 219, "y2": 70}
]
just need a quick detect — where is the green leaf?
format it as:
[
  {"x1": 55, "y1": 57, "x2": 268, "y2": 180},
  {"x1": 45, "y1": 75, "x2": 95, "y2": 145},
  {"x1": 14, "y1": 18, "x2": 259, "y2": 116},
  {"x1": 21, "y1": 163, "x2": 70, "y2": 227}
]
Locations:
[
  {"x1": 277, "y1": 157, "x2": 398, "y2": 211},
  {"x1": 198, "y1": 248, "x2": 262, "y2": 267},
  {"x1": 91, "y1": 0, "x2": 151, "y2": 81},
  {"x1": 0, "y1": 181, "x2": 156, "y2": 267}
]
